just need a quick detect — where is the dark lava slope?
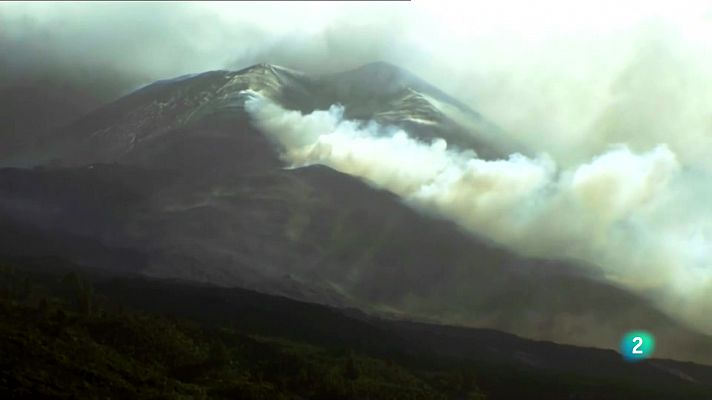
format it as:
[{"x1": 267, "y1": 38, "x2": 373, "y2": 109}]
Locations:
[{"x1": 0, "y1": 62, "x2": 711, "y2": 364}]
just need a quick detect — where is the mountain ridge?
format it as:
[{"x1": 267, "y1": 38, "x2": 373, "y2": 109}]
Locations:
[{"x1": 0, "y1": 62, "x2": 711, "y2": 365}]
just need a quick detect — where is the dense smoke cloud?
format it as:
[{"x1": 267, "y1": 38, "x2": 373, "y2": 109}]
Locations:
[
  {"x1": 244, "y1": 93, "x2": 712, "y2": 333},
  {"x1": 3, "y1": 1, "x2": 712, "y2": 330}
]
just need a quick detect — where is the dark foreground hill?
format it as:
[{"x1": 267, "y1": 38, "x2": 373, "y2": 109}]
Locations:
[{"x1": 1, "y1": 260, "x2": 712, "y2": 399}]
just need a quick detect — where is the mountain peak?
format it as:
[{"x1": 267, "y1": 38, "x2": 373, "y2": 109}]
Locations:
[
  {"x1": 238, "y1": 62, "x2": 277, "y2": 72},
  {"x1": 236, "y1": 63, "x2": 304, "y2": 77}
]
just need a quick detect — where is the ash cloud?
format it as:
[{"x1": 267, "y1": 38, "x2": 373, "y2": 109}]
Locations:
[{"x1": 0, "y1": 2, "x2": 412, "y2": 100}]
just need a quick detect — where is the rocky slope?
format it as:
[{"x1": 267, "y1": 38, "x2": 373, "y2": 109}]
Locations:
[{"x1": 1, "y1": 62, "x2": 710, "y2": 364}]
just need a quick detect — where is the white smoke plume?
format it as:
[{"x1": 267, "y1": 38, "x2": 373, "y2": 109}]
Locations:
[{"x1": 245, "y1": 93, "x2": 712, "y2": 333}]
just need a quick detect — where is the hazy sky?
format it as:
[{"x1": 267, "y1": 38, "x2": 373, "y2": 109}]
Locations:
[
  {"x1": 3, "y1": 0, "x2": 712, "y2": 165},
  {"x1": 3, "y1": 1, "x2": 712, "y2": 331}
]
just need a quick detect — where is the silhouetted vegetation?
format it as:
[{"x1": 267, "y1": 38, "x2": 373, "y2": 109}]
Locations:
[
  {"x1": 0, "y1": 262, "x2": 711, "y2": 399},
  {"x1": 0, "y1": 264, "x2": 483, "y2": 399}
]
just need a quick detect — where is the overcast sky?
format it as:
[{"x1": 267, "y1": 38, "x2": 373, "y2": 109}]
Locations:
[{"x1": 3, "y1": 1, "x2": 712, "y2": 165}]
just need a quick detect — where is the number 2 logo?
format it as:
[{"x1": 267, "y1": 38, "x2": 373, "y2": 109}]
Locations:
[
  {"x1": 620, "y1": 331, "x2": 654, "y2": 361},
  {"x1": 631, "y1": 336, "x2": 643, "y2": 354}
]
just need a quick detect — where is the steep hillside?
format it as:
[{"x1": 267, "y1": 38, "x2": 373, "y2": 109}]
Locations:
[{"x1": 0, "y1": 63, "x2": 710, "y2": 364}]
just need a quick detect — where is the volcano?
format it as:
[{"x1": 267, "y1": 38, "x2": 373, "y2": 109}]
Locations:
[{"x1": 1, "y1": 62, "x2": 711, "y2": 366}]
